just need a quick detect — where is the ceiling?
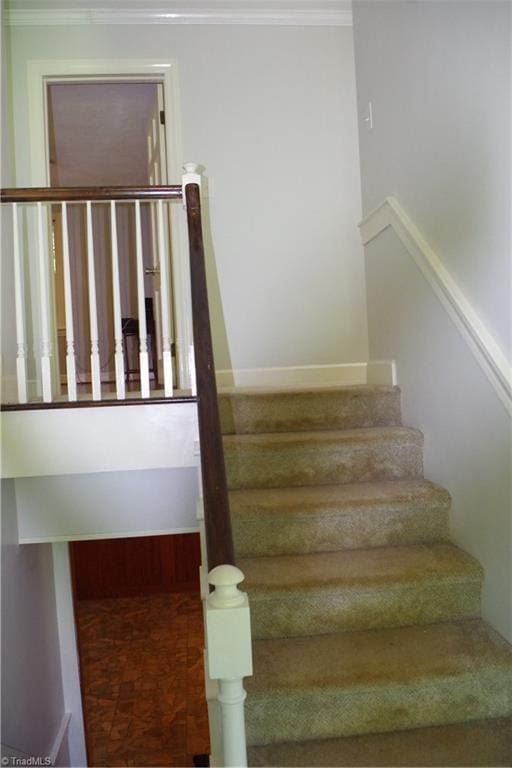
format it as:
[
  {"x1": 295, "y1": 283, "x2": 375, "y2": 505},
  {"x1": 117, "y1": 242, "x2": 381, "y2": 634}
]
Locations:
[{"x1": 48, "y1": 82, "x2": 159, "y2": 186}]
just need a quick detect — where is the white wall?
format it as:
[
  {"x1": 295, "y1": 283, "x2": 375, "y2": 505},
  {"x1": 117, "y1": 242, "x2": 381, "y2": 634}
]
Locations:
[
  {"x1": 6, "y1": 21, "x2": 368, "y2": 374},
  {"x1": 1, "y1": 25, "x2": 17, "y2": 388},
  {"x1": 365, "y1": 228, "x2": 512, "y2": 642},
  {"x1": 1, "y1": 480, "x2": 69, "y2": 763},
  {"x1": 15, "y1": 467, "x2": 198, "y2": 542},
  {"x1": 353, "y1": 2, "x2": 512, "y2": 641},
  {"x1": 3, "y1": 44, "x2": 77, "y2": 753},
  {"x1": 353, "y1": 0, "x2": 511, "y2": 359}
]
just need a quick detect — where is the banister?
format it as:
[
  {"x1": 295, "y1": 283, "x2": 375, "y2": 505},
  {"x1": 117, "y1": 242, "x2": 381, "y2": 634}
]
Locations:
[
  {"x1": 184, "y1": 181, "x2": 235, "y2": 569},
  {"x1": 0, "y1": 185, "x2": 183, "y2": 203},
  {"x1": 1, "y1": 178, "x2": 236, "y2": 570},
  {"x1": 2, "y1": 174, "x2": 247, "y2": 764}
]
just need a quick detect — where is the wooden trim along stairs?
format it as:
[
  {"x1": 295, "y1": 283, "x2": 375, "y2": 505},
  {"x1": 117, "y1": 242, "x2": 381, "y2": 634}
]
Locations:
[{"x1": 218, "y1": 384, "x2": 512, "y2": 766}]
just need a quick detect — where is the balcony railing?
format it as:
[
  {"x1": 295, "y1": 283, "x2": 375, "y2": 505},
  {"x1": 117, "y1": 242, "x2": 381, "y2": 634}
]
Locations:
[
  {"x1": 1, "y1": 165, "x2": 252, "y2": 766},
  {"x1": 1, "y1": 183, "x2": 186, "y2": 405}
]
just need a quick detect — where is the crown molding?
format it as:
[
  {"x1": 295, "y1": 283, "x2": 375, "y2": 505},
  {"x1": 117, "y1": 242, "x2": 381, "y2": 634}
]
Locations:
[{"x1": 4, "y1": 4, "x2": 353, "y2": 26}]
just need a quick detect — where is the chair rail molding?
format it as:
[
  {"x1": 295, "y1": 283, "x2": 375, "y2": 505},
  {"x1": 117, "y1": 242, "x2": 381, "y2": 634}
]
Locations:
[
  {"x1": 359, "y1": 196, "x2": 512, "y2": 416},
  {"x1": 4, "y1": 1, "x2": 353, "y2": 26}
]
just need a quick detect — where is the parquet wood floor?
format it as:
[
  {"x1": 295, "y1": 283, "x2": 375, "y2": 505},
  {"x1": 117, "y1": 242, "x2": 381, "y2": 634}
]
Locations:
[{"x1": 76, "y1": 592, "x2": 210, "y2": 767}]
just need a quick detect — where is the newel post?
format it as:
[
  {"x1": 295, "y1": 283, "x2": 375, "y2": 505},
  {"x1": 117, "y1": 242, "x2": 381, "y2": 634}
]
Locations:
[{"x1": 206, "y1": 565, "x2": 253, "y2": 767}]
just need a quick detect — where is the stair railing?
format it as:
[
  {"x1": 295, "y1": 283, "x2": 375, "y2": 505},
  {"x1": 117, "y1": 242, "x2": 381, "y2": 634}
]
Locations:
[
  {"x1": 1, "y1": 166, "x2": 253, "y2": 766},
  {"x1": 183, "y1": 165, "x2": 252, "y2": 767}
]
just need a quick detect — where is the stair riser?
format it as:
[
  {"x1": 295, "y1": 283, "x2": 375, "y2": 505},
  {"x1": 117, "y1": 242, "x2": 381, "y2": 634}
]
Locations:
[
  {"x1": 249, "y1": 581, "x2": 481, "y2": 639},
  {"x1": 225, "y1": 443, "x2": 423, "y2": 490},
  {"x1": 219, "y1": 390, "x2": 402, "y2": 434},
  {"x1": 233, "y1": 507, "x2": 450, "y2": 558},
  {"x1": 246, "y1": 670, "x2": 512, "y2": 745},
  {"x1": 247, "y1": 718, "x2": 512, "y2": 768}
]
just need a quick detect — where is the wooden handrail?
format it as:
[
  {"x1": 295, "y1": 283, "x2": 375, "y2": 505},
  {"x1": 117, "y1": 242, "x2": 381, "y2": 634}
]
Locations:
[
  {"x1": 185, "y1": 182, "x2": 235, "y2": 569},
  {"x1": 0, "y1": 185, "x2": 183, "y2": 203}
]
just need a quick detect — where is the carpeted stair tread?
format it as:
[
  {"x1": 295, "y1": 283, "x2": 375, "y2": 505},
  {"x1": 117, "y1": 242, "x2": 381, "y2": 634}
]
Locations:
[
  {"x1": 216, "y1": 383, "x2": 512, "y2": 757},
  {"x1": 224, "y1": 425, "x2": 422, "y2": 449},
  {"x1": 224, "y1": 426, "x2": 423, "y2": 489},
  {"x1": 245, "y1": 619, "x2": 512, "y2": 744},
  {"x1": 247, "y1": 716, "x2": 512, "y2": 766},
  {"x1": 240, "y1": 543, "x2": 482, "y2": 637},
  {"x1": 240, "y1": 543, "x2": 482, "y2": 594},
  {"x1": 231, "y1": 479, "x2": 451, "y2": 556},
  {"x1": 248, "y1": 618, "x2": 512, "y2": 700},
  {"x1": 219, "y1": 384, "x2": 401, "y2": 434}
]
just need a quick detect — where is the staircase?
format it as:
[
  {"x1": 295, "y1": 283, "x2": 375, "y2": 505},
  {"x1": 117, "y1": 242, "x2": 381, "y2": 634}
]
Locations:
[{"x1": 218, "y1": 384, "x2": 512, "y2": 767}]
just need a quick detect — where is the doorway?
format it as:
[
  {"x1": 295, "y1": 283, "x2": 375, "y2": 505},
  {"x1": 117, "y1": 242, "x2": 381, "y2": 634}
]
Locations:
[
  {"x1": 46, "y1": 79, "x2": 176, "y2": 393},
  {"x1": 70, "y1": 535, "x2": 208, "y2": 766}
]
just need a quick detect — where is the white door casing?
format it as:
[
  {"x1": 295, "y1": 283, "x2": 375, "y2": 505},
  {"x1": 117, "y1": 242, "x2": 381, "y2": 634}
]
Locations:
[
  {"x1": 146, "y1": 83, "x2": 176, "y2": 389},
  {"x1": 27, "y1": 58, "x2": 193, "y2": 390}
]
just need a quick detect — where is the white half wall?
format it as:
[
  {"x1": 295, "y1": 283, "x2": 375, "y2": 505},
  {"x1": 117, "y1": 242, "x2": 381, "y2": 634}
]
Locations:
[
  {"x1": 1, "y1": 402, "x2": 199, "y2": 478},
  {"x1": 5, "y1": 21, "x2": 368, "y2": 373},
  {"x1": 365, "y1": 226, "x2": 512, "y2": 642},
  {"x1": 16, "y1": 467, "x2": 199, "y2": 543}
]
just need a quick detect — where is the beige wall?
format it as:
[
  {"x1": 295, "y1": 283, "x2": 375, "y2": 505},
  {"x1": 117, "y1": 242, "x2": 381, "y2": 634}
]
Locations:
[{"x1": 5, "y1": 21, "x2": 368, "y2": 375}]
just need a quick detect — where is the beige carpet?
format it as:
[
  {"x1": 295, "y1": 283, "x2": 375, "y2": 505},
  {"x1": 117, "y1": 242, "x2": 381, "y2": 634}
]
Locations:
[{"x1": 218, "y1": 384, "x2": 512, "y2": 766}]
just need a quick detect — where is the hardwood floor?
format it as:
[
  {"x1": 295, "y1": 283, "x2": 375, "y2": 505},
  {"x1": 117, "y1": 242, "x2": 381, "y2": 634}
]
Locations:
[{"x1": 76, "y1": 592, "x2": 210, "y2": 767}]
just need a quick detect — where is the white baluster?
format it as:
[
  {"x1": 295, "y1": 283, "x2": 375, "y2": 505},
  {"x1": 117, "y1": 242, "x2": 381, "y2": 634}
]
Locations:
[
  {"x1": 156, "y1": 199, "x2": 173, "y2": 397},
  {"x1": 110, "y1": 201, "x2": 126, "y2": 399},
  {"x1": 36, "y1": 202, "x2": 53, "y2": 402},
  {"x1": 61, "y1": 202, "x2": 77, "y2": 401},
  {"x1": 134, "y1": 200, "x2": 150, "y2": 398},
  {"x1": 206, "y1": 565, "x2": 252, "y2": 768},
  {"x1": 12, "y1": 203, "x2": 28, "y2": 403},
  {"x1": 86, "y1": 201, "x2": 101, "y2": 400}
]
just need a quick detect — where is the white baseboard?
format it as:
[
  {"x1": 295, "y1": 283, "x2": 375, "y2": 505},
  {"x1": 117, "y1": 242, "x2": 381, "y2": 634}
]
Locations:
[
  {"x1": 216, "y1": 363, "x2": 367, "y2": 388},
  {"x1": 216, "y1": 361, "x2": 396, "y2": 388},
  {"x1": 49, "y1": 712, "x2": 71, "y2": 766},
  {"x1": 367, "y1": 360, "x2": 397, "y2": 386},
  {"x1": 0, "y1": 713, "x2": 70, "y2": 766}
]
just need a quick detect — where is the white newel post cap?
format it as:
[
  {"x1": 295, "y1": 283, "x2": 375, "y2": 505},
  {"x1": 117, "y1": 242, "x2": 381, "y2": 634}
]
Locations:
[
  {"x1": 183, "y1": 162, "x2": 199, "y2": 175},
  {"x1": 208, "y1": 564, "x2": 246, "y2": 608},
  {"x1": 182, "y1": 162, "x2": 201, "y2": 186},
  {"x1": 182, "y1": 163, "x2": 201, "y2": 207}
]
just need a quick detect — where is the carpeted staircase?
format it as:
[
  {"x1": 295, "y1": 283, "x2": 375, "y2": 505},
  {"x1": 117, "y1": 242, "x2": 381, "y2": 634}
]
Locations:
[{"x1": 218, "y1": 384, "x2": 512, "y2": 767}]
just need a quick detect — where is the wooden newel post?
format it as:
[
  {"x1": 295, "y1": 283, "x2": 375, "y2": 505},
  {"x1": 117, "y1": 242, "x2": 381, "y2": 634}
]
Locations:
[{"x1": 206, "y1": 565, "x2": 252, "y2": 768}]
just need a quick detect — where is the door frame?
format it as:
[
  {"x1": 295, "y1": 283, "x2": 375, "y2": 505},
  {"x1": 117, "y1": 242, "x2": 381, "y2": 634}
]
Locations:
[{"x1": 27, "y1": 58, "x2": 193, "y2": 391}]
